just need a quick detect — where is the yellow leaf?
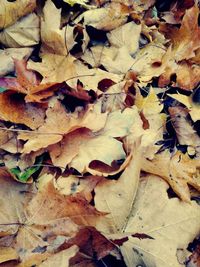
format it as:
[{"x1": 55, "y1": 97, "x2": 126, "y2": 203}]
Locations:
[
  {"x1": 168, "y1": 93, "x2": 200, "y2": 122},
  {"x1": 0, "y1": 247, "x2": 18, "y2": 264}
]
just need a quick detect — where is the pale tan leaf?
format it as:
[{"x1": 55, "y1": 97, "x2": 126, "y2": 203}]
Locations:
[
  {"x1": 94, "y1": 141, "x2": 142, "y2": 233},
  {"x1": 107, "y1": 22, "x2": 141, "y2": 55},
  {"x1": 0, "y1": 0, "x2": 36, "y2": 29},
  {"x1": 38, "y1": 246, "x2": 78, "y2": 267},
  {"x1": 27, "y1": 53, "x2": 76, "y2": 84},
  {"x1": 0, "y1": 48, "x2": 33, "y2": 77},
  {"x1": 142, "y1": 150, "x2": 200, "y2": 202},
  {"x1": 120, "y1": 175, "x2": 200, "y2": 267},
  {"x1": 0, "y1": 13, "x2": 39, "y2": 48},
  {"x1": 0, "y1": 247, "x2": 18, "y2": 264}
]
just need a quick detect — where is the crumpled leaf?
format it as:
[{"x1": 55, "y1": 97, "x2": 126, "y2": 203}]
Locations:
[
  {"x1": 170, "y1": 4, "x2": 200, "y2": 62},
  {"x1": 142, "y1": 150, "x2": 200, "y2": 202},
  {"x1": 19, "y1": 99, "x2": 107, "y2": 154},
  {"x1": 76, "y1": 2, "x2": 129, "y2": 31},
  {"x1": 0, "y1": 13, "x2": 39, "y2": 48},
  {"x1": 0, "y1": 59, "x2": 62, "y2": 102},
  {"x1": 168, "y1": 93, "x2": 200, "y2": 122},
  {"x1": 169, "y1": 106, "x2": 200, "y2": 154},
  {"x1": 107, "y1": 22, "x2": 141, "y2": 55},
  {"x1": 120, "y1": 175, "x2": 200, "y2": 267},
  {"x1": 0, "y1": 0, "x2": 36, "y2": 29},
  {"x1": 49, "y1": 107, "x2": 140, "y2": 174},
  {"x1": 0, "y1": 91, "x2": 45, "y2": 129},
  {"x1": 0, "y1": 48, "x2": 33, "y2": 77}
]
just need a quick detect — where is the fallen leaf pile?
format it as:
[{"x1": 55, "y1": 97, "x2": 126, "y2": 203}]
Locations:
[{"x1": 0, "y1": 0, "x2": 199, "y2": 266}]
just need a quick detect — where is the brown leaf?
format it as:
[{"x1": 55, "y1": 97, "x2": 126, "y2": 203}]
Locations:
[
  {"x1": 61, "y1": 227, "x2": 121, "y2": 260},
  {"x1": 0, "y1": 60, "x2": 62, "y2": 103},
  {"x1": 26, "y1": 179, "x2": 106, "y2": 226},
  {"x1": 0, "y1": 91, "x2": 45, "y2": 129}
]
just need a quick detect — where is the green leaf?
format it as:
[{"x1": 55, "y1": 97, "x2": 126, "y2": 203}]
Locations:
[{"x1": 10, "y1": 156, "x2": 43, "y2": 182}]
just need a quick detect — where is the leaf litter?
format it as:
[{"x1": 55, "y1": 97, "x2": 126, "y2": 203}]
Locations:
[{"x1": 0, "y1": 0, "x2": 199, "y2": 266}]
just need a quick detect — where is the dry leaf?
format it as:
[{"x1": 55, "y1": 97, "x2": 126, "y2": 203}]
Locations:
[
  {"x1": 0, "y1": 91, "x2": 45, "y2": 129},
  {"x1": 168, "y1": 93, "x2": 200, "y2": 122},
  {"x1": 94, "y1": 142, "x2": 142, "y2": 234},
  {"x1": 20, "y1": 99, "x2": 107, "y2": 154},
  {"x1": 49, "y1": 107, "x2": 139, "y2": 173},
  {"x1": 0, "y1": 59, "x2": 62, "y2": 103},
  {"x1": 107, "y1": 22, "x2": 141, "y2": 55},
  {"x1": 120, "y1": 175, "x2": 200, "y2": 267},
  {"x1": 0, "y1": 247, "x2": 18, "y2": 264},
  {"x1": 37, "y1": 246, "x2": 78, "y2": 267},
  {"x1": 0, "y1": 13, "x2": 39, "y2": 48},
  {"x1": 77, "y1": 2, "x2": 129, "y2": 31},
  {"x1": 0, "y1": 0, "x2": 36, "y2": 29},
  {"x1": 142, "y1": 150, "x2": 200, "y2": 202},
  {"x1": 27, "y1": 53, "x2": 76, "y2": 83},
  {"x1": 169, "y1": 106, "x2": 200, "y2": 152},
  {"x1": 0, "y1": 172, "x2": 31, "y2": 236},
  {"x1": 0, "y1": 48, "x2": 33, "y2": 77},
  {"x1": 170, "y1": 5, "x2": 200, "y2": 61}
]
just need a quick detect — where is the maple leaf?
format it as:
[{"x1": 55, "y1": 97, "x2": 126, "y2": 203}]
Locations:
[
  {"x1": 170, "y1": 4, "x2": 200, "y2": 62},
  {"x1": 49, "y1": 107, "x2": 140, "y2": 174},
  {"x1": 94, "y1": 141, "x2": 142, "y2": 233},
  {"x1": 19, "y1": 99, "x2": 107, "y2": 154},
  {"x1": 0, "y1": 48, "x2": 33, "y2": 77},
  {"x1": 0, "y1": 59, "x2": 62, "y2": 102},
  {"x1": 0, "y1": 13, "x2": 39, "y2": 48},
  {"x1": 0, "y1": 0, "x2": 36, "y2": 29},
  {"x1": 142, "y1": 150, "x2": 200, "y2": 202},
  {"x1": 120, "y1": 175, "x2": 200, "y2": 267},
  {"x1": 27, "y1": 53, "x2": 76, "y2": 84},
  {"x1": 0, "y1": 91, "x2": 45, "y2": 129}
]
